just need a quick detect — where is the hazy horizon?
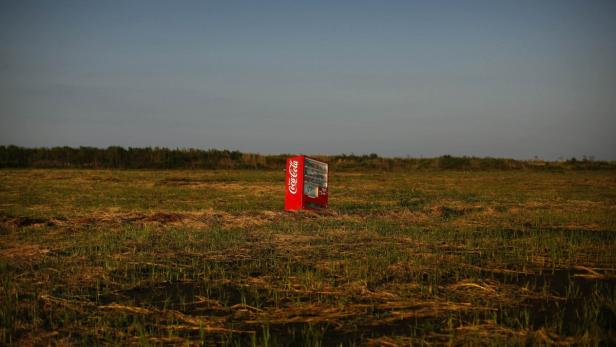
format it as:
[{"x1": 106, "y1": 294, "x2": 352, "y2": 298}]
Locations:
[{"x1": 1, "y1": 1, "x2": 615, "y2": 160}]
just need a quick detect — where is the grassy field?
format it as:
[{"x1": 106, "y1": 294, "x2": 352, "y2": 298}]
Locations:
[{"x1": 1, "y1": 169, "x2": 615, "y2": 345}]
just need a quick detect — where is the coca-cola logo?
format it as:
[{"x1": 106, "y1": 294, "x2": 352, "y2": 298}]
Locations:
[{"x1": 288, "y1": 160, "x2": 299, "y2": 194}]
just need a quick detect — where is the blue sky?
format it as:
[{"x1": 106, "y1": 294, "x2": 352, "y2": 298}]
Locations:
[{"x1": 1, "y1": 0, "x2": 615, "y2": 159}]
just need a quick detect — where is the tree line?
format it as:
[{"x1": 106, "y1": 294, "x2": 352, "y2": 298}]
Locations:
[{"x1": 0, "y1": 146, "x2": 613, "y2": 171}]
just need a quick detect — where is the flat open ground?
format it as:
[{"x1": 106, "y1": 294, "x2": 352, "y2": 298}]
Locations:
[{"x1": 1, "y1": 169, "x2": 615, "y2": 345}]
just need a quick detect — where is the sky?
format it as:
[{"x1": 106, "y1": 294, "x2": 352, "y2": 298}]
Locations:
[{"x1": 1, "y1": 0, "x2": 615, "y2": 159}]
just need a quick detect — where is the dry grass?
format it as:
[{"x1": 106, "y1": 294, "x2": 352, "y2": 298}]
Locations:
[{"x1": 1, "y1": 169, "x2": 615, "y2": 345}]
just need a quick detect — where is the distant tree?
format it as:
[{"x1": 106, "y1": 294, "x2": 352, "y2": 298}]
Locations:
[{"x1": 0, "y1": 146, "x2": 614, "y2": 171}]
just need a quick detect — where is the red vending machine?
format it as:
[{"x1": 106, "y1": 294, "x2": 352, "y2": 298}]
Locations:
[{"x1": 285, "y1": 155, "x2": 329, "y2": 211}]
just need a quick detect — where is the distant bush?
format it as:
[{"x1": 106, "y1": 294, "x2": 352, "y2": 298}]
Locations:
[{"x1": 0, "y1": 145, "x2": 613, "y2": 171}]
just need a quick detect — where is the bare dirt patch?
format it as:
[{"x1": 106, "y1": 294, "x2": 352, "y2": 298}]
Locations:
[{"x1": 0, "y1": 215, "x2": 54, "y2": 228}]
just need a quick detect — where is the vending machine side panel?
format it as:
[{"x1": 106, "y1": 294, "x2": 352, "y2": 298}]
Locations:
[{"x1": 284, "y1": 155, "x2": 305, "y2": 211}]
